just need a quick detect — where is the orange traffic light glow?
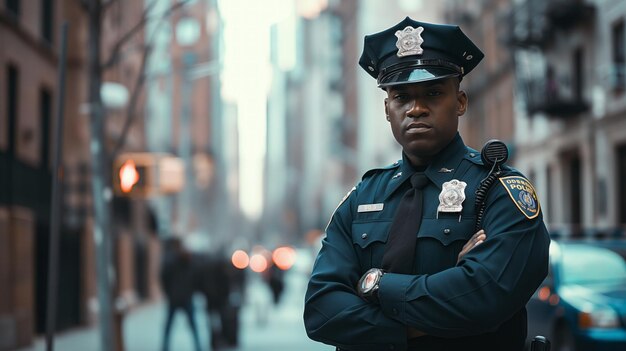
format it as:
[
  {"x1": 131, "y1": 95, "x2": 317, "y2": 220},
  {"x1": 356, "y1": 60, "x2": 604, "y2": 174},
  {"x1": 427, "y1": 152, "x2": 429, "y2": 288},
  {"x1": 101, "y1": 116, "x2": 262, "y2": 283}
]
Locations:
[
  {"x1": 231, "y1": 250, "x2": 250, "y2": 269},
  {"x1": 249, "y1": 254, "x2": 268, "y2": 273},
  {"x1": 272, "y1": 246, "x2": 296, "y2": 270},
  {"x1": 538, "y1": 286, "x2": 550, "y2": 301},
  {"x1": 119, "y1": 159, "x2": 140, "y2": 193}
]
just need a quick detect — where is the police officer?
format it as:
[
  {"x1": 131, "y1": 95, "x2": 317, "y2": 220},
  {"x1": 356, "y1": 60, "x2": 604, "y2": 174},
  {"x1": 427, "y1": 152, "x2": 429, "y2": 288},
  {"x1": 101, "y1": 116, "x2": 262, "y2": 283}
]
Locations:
[{"x1": 304, "y1": 17, "x2": 550, "y2": 351}]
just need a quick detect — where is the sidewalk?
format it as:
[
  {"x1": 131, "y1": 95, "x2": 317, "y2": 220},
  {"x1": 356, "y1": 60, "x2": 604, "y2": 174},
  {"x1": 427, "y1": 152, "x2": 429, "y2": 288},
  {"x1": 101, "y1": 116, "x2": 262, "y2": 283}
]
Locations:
[{"x1": 17, "y1": 269, "x2": 331, "y2": 351}]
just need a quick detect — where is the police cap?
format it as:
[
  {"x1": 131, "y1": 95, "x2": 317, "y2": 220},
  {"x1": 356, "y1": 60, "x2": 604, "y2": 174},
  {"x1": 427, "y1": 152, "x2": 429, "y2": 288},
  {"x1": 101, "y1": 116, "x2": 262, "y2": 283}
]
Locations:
[{"x1": 359, "y1": 17, "x2": 484, "y2": 88}]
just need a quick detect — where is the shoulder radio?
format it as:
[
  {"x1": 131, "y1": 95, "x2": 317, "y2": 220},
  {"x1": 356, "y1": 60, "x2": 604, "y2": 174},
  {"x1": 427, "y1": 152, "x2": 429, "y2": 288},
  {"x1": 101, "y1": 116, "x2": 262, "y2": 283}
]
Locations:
[{"x1": 474, "y1": 140, "x2": 509, "y2": 231}]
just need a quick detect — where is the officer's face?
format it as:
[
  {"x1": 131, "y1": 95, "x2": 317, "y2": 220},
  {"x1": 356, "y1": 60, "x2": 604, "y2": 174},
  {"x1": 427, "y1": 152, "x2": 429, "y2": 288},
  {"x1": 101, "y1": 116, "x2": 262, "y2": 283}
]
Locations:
[{"x1": 384, "y1": 77, "x2": 467, "y2": 165}]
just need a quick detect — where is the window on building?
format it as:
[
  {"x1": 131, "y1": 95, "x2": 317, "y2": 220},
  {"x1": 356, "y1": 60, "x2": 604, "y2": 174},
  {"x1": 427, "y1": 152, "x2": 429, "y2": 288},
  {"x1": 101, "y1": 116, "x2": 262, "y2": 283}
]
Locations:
[
  {"x1": 40, "y1": 88, "x2": 52, "y2": 169},
  {"x1": 573, "y1": 47, "x2": 584, "y2": 100},
  {"x1": 7, "y1": 64, "x2": 19, "y2": 157},
  {"x1": 612, "y1": 19, "x2": 625, "y2": 91},
  {"x1": 41, "y1": 0, "x2": 54, "y2": 44},
  {"x1": 617, "y1": 144, "x2": 626, "y2": 225},
  {"x1": 569, "y1": 155, "x2": 582, "y2": 227},
  {"x1": 6, "y1": 0, "x2": 19, "y2": 17}
]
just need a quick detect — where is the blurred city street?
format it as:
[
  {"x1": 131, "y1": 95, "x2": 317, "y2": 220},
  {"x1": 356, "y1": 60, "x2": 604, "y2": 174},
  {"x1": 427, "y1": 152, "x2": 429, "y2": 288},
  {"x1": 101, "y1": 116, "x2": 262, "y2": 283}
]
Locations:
[
  {"x1": 17, "y1": 268, "x2": 330, "y2": 351},
  {"x1": 3, "y1": 0, "x2": 626, "y2": 350}
]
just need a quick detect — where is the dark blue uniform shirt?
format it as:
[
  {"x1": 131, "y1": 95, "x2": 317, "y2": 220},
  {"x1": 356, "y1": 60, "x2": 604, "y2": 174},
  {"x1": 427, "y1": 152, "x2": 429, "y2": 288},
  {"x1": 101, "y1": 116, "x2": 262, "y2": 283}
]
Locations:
[{"x1": 304, "y1": 134, "x2": 550, "y2": 351}]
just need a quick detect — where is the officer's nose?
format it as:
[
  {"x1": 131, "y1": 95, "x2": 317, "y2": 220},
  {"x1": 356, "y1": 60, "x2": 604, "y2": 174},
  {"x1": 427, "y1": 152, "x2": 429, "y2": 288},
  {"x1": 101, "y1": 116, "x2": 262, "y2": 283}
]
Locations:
[{"x1": 406, "y1": 98, "x2": 428, "y2": 119}]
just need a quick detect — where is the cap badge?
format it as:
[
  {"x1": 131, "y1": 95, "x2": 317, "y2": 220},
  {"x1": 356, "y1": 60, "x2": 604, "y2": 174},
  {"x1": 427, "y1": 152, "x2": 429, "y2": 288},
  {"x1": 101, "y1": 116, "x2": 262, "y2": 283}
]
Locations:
[{"x1": 395, "y1": 26, "x2": 424, "y2": 57}]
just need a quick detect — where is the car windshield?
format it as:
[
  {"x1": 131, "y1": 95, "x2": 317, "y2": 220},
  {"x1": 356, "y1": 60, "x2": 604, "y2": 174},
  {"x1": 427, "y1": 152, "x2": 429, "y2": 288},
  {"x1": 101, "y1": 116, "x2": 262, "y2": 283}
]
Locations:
[{"x1": 560, "y1": 244, "x2": 626, "y2": 285}]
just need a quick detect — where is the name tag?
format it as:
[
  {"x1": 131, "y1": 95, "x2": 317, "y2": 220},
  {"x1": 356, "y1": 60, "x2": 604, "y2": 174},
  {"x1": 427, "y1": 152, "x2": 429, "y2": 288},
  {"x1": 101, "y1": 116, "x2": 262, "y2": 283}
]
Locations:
[{"x1": 357, "y1": 203, "x2": 384, "y2": 213}]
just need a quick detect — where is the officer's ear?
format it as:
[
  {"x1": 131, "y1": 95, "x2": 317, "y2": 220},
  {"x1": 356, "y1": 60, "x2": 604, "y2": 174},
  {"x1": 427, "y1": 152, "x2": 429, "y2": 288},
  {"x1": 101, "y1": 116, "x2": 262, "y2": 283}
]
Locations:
[
  {"x1": 456, "y1": 90, "x2": 468, "y2": 117},
  {"x1": 384, "y1": 98, "x2": 390, "y2": 121}
]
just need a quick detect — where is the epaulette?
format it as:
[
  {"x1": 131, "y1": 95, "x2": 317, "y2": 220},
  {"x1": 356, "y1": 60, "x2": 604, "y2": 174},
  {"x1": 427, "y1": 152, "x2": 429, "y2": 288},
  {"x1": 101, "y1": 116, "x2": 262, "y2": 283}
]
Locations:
[
  {"x1": 463, "y1": 147, "x2": 484, "y2": 166},
  {"x1": 362, "y1": 160, "x2": 401, "y2": 180}
]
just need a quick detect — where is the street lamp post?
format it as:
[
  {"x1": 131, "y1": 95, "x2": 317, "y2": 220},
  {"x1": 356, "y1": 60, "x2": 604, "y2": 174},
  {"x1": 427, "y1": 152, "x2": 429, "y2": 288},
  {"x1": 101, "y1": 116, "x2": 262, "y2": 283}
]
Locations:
[{"x1": 178, "y1": 52, "x2": 195, "y2": 231}]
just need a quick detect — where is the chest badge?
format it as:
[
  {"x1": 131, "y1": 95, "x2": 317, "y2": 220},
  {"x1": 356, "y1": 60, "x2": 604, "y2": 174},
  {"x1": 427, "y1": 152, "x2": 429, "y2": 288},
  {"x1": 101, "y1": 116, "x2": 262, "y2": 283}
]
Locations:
[{"x1": 437, "y1": 179, "x2": 467, "y2": 214}]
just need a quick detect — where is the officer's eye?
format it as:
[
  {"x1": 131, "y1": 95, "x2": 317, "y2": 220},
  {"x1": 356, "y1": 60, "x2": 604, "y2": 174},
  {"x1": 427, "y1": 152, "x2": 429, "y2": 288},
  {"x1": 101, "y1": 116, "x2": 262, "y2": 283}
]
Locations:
[
  {"x1": 427, "y1": 90, "x2": 443, "y2": 97},
  {"x1": 393, "y1": 94, "x2": 409, "y2": 101}
]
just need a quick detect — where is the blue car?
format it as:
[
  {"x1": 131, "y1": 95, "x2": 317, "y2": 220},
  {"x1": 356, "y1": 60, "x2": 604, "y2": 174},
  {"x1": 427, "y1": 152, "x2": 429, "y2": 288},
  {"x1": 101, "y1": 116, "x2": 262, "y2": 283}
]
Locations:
[{"x1": 526, "y1": 240, "x2": 626, "y2": 351}]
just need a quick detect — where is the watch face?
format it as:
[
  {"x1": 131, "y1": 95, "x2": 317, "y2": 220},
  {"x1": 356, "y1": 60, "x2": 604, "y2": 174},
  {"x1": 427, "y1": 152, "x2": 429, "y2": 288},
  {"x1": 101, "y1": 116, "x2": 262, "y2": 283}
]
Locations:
[{"x1": 361, "y1": 271, "x2": 377, "y2": 292}]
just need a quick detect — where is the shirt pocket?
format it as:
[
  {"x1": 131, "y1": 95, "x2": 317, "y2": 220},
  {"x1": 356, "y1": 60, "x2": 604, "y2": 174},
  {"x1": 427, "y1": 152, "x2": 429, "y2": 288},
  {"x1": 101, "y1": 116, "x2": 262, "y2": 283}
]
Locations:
[
  {"x1": 416, "y1": 218, "x2": 476, "y2": 273},
  {"x1": 351, "y1": 220, "x2": 391, "y2": 270}
]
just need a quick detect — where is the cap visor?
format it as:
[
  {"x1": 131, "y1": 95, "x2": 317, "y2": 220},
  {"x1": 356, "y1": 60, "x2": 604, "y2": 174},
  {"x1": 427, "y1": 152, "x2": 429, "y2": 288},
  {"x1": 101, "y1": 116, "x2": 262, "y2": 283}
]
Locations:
[{"x1": 378, "y1": 67, "x2": 460, "y2": 87}]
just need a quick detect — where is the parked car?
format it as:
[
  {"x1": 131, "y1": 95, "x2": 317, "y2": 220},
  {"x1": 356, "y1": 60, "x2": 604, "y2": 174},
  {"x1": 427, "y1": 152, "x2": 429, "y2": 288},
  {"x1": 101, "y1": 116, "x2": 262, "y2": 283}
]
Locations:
[{"x1": 527, "y1": 240, "x2": 626, "y2": 351}]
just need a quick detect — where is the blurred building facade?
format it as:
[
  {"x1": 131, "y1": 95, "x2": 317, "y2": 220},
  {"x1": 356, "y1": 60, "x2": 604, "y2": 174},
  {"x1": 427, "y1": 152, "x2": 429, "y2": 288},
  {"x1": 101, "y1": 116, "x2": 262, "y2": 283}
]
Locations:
[
  {"x1": 444, "y1": 0, "x2": 516, "y2": 152},
  {"x1": 289, "y1": 0, "x2": 361, "y2": 242},
  {"x1": 509, "y1": 0, "x2": 626, "y2": 234},
  {"x1": 144, "y1": 0, "x2": 225, "y2": 248},
  {"x1": 1, "y1": 2, "x2": 61, "y2": 347},
  {"x1": 0, "y1": 1, "x2": 172, "y2": 349}
]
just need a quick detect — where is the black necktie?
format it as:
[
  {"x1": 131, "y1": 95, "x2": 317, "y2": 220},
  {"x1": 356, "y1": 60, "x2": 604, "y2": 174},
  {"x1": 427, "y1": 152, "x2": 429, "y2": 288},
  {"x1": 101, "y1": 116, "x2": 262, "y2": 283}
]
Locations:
[{"x1": 381, "y1": 172, "x2": 429, "y2": 274}]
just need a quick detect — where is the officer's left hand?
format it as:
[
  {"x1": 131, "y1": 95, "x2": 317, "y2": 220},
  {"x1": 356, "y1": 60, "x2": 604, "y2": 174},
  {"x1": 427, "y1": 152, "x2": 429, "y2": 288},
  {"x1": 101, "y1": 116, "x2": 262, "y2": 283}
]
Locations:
[{"x1": 457, "y1": 229, "x2": 486, "y2": 264}]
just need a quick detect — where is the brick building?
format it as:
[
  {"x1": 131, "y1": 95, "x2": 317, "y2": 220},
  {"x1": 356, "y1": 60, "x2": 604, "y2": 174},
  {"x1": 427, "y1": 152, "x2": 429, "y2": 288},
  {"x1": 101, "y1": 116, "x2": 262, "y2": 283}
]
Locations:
[
  {"x1": 444, "y1": 0, "x2": 516, "y2": 152},
  {"x1": 0, "y1": 1, "x2": 164, "y2": 349}
]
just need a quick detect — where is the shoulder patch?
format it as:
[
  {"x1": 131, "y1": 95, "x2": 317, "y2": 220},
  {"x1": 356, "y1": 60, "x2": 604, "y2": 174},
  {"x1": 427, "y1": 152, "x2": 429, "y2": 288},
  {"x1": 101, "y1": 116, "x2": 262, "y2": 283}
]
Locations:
[
  {"x1": 499, "y1": 176, "x2": 540, "y2": 219},
  {"x1": 325, "y1": 186, "x2": 356, "y2": 231}
]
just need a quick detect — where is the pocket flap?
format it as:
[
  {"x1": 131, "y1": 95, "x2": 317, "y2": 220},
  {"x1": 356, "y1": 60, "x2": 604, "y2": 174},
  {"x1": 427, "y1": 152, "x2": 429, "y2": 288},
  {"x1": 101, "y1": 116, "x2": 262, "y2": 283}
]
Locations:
[
  {"x1": 351, "y1": 221, "x2": 391, "y2": 248},
  {"x1": 417, "y1": 218, "x2": 475, "y2": 246}
]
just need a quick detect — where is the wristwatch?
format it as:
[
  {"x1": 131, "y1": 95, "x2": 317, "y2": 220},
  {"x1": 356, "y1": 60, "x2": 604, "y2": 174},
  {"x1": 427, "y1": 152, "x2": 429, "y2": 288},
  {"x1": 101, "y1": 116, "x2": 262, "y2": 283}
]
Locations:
[{"x1": 357, "y1": 268, "x2": 385, "y2": 303}]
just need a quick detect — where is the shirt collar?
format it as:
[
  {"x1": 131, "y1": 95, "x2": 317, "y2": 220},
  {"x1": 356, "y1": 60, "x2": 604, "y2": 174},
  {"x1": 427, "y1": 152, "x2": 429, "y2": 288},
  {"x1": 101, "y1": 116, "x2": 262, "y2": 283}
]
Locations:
[
  {"x1": 384, "y1": 133, "x2": 468, "y2": 200},
  {"x1": 424, "y1": 133, "x2": 468, "y2": 187}
]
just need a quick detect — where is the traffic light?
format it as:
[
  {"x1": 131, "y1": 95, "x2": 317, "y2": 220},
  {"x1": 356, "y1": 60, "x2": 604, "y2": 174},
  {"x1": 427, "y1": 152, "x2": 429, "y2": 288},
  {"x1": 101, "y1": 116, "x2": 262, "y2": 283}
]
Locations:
[
  {"x1": 113, "y1": 153, "x2": 184, "y2": 197},
  {"x1": 118, "y1": 159, "x2": 143, "y2": 193}
]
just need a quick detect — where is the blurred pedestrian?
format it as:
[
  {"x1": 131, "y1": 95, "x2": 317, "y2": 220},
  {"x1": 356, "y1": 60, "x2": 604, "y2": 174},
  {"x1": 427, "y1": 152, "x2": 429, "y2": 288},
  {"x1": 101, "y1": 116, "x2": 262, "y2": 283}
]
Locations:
[
  {"x1": 159, "y1": 237, "x2": 202, "y2": 351},
  {"x1": 265, "y1": 263, "x2": 285, "y2": 305},
  {"x1": 197, "y1": 254, "x2": 244, "y2": 349},
  {"x1": 304, "y1": 17, "x2": 551, "y2": 351}
]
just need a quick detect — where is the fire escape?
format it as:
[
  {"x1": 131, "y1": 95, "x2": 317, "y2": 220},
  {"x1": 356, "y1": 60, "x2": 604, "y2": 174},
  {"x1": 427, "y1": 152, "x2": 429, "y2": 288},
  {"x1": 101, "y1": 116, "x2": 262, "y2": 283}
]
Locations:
[{"x1": 507, "y1": 0, "x2": 596, "y2": 118}]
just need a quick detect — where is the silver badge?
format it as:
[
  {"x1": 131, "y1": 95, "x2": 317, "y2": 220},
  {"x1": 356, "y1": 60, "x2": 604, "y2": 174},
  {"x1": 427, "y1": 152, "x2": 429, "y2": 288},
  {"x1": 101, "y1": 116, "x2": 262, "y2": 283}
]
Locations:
[
  {"x1": 438, "y1": 168, "x2": 454, "y2": 173},
  {"x1": 437, "y1": 179, "x2": 467, "y2": 213},
  {"x1": 395, "y1": 26, "x2": 424, "y2": 57}
]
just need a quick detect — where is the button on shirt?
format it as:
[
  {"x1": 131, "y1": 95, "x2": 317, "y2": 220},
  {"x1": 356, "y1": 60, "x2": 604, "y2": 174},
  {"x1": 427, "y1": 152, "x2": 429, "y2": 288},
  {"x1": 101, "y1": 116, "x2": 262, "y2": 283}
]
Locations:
[{"x1": 303, "y1": 134, "x2": 550, "y2": 351}]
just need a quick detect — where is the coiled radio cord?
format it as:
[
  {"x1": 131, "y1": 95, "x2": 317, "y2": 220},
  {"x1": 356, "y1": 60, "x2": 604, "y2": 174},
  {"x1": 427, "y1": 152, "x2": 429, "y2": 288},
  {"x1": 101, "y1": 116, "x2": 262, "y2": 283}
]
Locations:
[
  {"x1": 474, "y1": 169, "x2": 502, "y2": 232},
  {"x1": 474, "y1": 139, "x2": 509, "y2": 231}
]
